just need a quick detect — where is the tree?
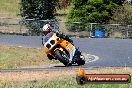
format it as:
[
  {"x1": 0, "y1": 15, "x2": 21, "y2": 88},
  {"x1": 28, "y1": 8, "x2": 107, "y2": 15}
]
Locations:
[
  {"x1": 20, "y1": 0, "x2": 57, "y2": 20},
  {"x1": 20, "y1": 0, "x2": 58, "y2": 35},
  {"x1": 56, "y1": 0, "x2": 71, "y2": 9},
  {"x1": 110, "y1": 4, "x2": 132, "y2": 25},
  {"x1": 67, "y1": 0, "x2": 124, "y2": 24}
]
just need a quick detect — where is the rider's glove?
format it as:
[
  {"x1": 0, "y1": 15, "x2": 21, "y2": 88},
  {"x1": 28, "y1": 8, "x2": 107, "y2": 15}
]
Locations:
[{"x1": 56, "y1": 32, "x2": 64, "y2": 38}]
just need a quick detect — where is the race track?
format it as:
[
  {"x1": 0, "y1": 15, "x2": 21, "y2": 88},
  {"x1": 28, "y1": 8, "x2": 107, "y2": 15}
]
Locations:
[{"x1": 0, "y1": 35, "x2": 132, "y2": 67}]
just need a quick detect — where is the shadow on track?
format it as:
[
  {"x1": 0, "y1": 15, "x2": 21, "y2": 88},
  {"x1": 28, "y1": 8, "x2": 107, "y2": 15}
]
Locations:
[{"x1": 53, "y1": 64, "x2": 81, "y2": 68}]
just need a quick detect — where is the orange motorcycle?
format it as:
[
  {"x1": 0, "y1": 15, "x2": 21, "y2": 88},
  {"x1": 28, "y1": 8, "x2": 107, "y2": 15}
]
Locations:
[{"x1": 43, "y1": 32, "x2": 85, "y2": 66}]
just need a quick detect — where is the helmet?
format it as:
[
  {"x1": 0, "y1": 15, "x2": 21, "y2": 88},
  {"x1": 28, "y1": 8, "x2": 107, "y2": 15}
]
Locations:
[{"x1": 43, "y1": 24, "x2": 52, "y2": 32}]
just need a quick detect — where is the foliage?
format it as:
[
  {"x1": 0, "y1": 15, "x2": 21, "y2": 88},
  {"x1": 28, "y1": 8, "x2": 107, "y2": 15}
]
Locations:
[
  {"x1": 110, "y1": 4, "x2": 132, "y2": 25},
  {"x1": 67, "y1": 0, "x2": 125, "y2": 23},
  {"x1": 20, "y1": 0, "x2": 57, "y2": 20},
  {"x1": 56, "y1": 0, "x2": 71, "y2": 9},
  {"x1": 20, "y1": 0, "x2": 58, "y2": 35},
  {"x1": 66, "y1": 0, "x2": 125, "y2": 31},
  {"x1": 67, "y1": 0, "x2": 125, "y2": 27}
]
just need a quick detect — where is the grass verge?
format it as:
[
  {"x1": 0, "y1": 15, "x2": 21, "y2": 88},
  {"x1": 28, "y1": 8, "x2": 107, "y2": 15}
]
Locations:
[
  {"x1": 0, "y1": 45, "x2": 58, "y2": 68},
  {"x1": 0, "y1": 68, "x2": 131, "y2": 88},
  {"x1": 0, "y1": 78, "x2": 131, "y2": 88},
  {"x1": 0, "y1": 0, "x2": 20, "y2": 18}
]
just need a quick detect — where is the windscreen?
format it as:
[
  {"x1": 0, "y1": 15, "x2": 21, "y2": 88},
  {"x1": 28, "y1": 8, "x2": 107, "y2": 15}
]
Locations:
[{"x1": 44, "y1": 32, "x2": 54, "y2": 42}]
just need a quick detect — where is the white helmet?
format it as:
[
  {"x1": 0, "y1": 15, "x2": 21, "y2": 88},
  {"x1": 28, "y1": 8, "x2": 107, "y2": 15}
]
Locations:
[{"x1": 43, "y1": 24, "x2": 52, "y2": 31}]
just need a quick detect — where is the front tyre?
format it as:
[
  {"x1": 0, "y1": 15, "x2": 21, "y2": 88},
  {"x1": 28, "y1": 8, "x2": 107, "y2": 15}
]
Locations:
[
  {"x1": 54, "y1": 50, "x2": 70, "y2": 66},
  {"x1": 77, "y1": 55, "x2": 85, "y2": 66},
  {"x1": 77, "y1": 60, "x2": 85, "y2": 66}
]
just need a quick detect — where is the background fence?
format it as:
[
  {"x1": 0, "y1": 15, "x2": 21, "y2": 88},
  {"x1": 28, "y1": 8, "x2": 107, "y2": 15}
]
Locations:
[{"x1": 0, "y1": 18, "x2": 132, "y2": 38}]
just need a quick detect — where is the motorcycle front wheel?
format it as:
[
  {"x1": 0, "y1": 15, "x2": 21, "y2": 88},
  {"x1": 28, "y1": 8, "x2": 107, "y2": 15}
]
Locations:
[
  {"x1": 54, "y1": 50, "x2": 71, "y2": 66},
  {"x1": 77, "y1": 55, "x2": 85, "y2": 66}
]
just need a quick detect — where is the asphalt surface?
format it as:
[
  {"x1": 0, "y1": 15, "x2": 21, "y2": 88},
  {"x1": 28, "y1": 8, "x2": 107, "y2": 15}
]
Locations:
[{"x1": 0, "y1": 35, "x2": 132, "y2": 67}]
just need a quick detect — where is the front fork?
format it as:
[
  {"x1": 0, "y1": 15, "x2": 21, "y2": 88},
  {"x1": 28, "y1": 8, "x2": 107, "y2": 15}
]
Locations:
[{"x1": 72, "y1": 48, "x2": 84, "y2": 63}]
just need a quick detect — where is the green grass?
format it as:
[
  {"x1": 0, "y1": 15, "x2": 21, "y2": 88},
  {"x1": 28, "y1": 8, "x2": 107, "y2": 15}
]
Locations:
[
  {"x1": 0, "y1": 76, "x2": 131, "y2": 88},
  {"x1": 0, "y1": 45, "x2": 59, "y2": 68},
  {"x1": 0, "y1": 0, "x2": 20, "y2": 17}
]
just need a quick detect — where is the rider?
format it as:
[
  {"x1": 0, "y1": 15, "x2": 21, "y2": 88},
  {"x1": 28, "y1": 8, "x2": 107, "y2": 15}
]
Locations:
[
  {"x1": 42, "y1": 23, "x2": 73, "y2": 44},
  {"x1": 42, "y1": 23, "x2": 73, "y2": 60}
]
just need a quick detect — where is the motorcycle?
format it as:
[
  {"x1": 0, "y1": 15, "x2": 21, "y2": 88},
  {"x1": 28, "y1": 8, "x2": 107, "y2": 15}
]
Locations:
[{"x1": 43, "y1": 32, "x2": 85, "y2": 66}]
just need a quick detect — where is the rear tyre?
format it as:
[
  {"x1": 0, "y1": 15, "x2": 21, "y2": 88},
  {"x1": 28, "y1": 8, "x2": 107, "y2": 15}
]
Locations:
[{"x1": 54, "y1": 50, "x2": 70, "y2": 66}]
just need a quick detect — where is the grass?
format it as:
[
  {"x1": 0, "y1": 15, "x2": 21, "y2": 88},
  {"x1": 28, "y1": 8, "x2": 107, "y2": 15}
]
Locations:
[
  {"x1": 0, "y1": 66, "x2": 131, "y2": 88},
  {"x1": 0, "y1": 75, "x2": 131, "y2": 88},
  {"x1": 0, "y1": 0, "x2": 20, "y2": 18},
  {"x1": 0, "y1": 45, "x2": 58, "y2": 68},
  {"x1": 0, "y1": 62, "x2": 131, "y2": 88}
]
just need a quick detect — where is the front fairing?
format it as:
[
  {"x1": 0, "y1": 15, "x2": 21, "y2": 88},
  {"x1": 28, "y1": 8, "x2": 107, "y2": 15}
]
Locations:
[{"x1": 44, "y1": 32, "x2": 59, "y2": 54}]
